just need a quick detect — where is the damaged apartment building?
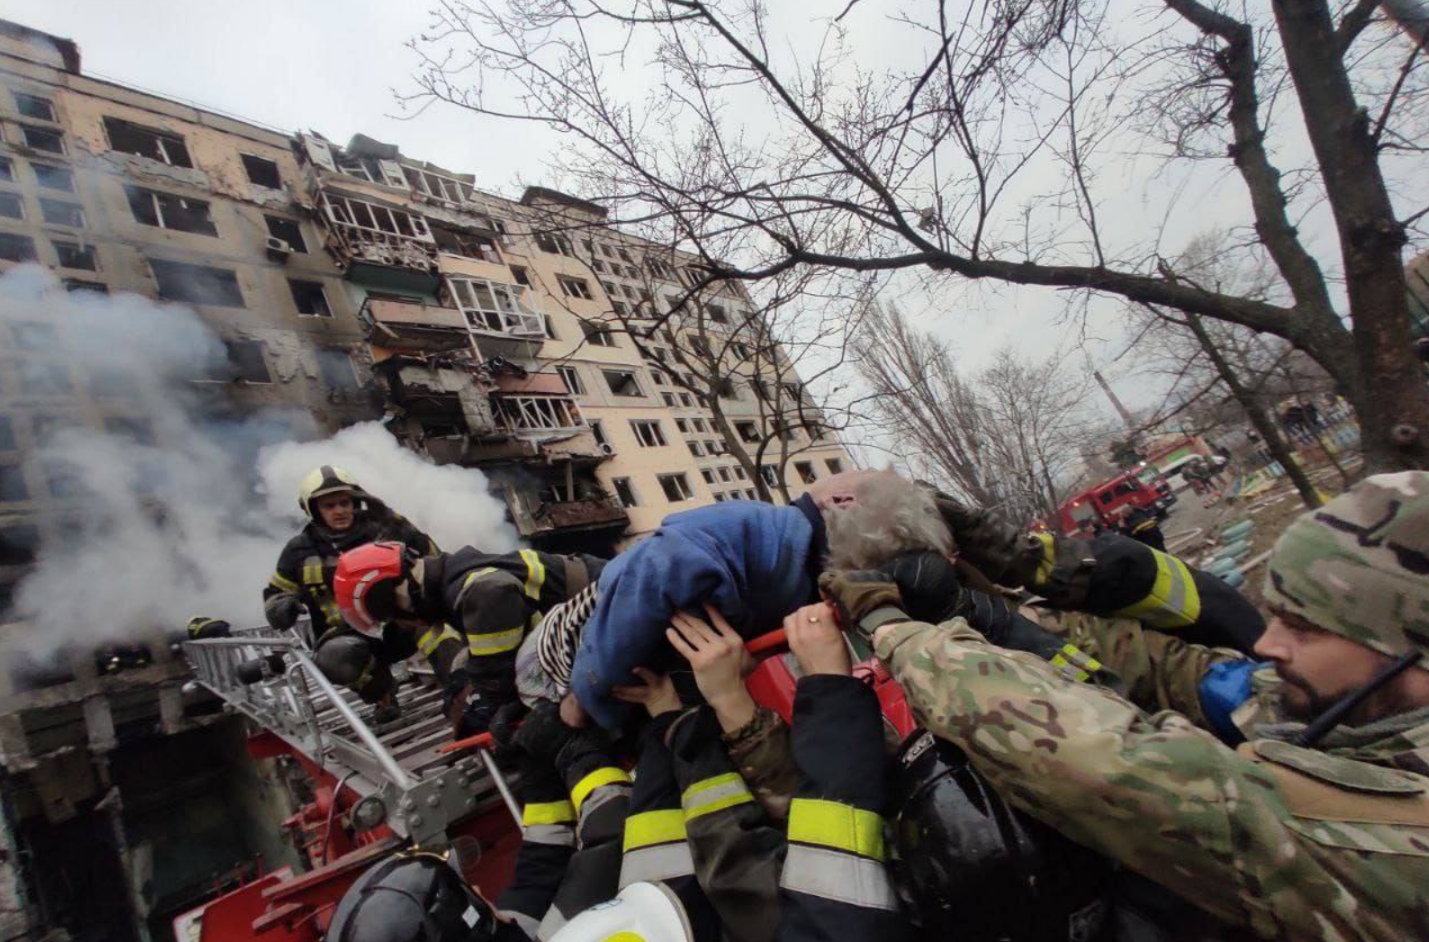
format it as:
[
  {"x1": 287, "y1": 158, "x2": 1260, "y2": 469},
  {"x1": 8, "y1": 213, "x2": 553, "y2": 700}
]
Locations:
[{"x1": 0, "y1": 17, "x2": 854, "y2": 942}]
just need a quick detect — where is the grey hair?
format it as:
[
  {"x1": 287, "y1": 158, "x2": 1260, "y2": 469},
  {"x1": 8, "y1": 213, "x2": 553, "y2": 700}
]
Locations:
[{"x1": 823, "y1": 472, "x2": 953, "y2": 569}]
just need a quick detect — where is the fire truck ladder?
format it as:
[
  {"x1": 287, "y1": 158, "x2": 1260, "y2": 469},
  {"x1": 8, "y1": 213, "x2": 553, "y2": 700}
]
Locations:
[{"x1": 183, "y1": 628, "x2": 519, "y2": 848}]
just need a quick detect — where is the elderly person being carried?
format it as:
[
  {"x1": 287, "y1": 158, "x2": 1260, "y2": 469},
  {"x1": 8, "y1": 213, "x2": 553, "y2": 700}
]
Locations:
[{"x1": 522, "y1": 468, "x2": 955, "y2": 730}]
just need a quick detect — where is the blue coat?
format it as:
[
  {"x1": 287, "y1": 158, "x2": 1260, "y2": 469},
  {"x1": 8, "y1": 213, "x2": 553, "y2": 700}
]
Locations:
[{"x1": 571, "y1": 497, "x2": 825, "y2": 729}]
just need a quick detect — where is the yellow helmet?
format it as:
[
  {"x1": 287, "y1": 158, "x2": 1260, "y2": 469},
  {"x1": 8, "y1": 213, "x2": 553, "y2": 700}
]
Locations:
[{"x1": 297, "y1": 465, "x2": 371, "y2": 520}]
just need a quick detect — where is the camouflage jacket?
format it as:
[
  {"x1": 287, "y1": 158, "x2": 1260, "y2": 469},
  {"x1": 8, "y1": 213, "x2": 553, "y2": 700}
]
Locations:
[{"x1": 875, "y1": 616, "x2": 1429, "y2": 942}]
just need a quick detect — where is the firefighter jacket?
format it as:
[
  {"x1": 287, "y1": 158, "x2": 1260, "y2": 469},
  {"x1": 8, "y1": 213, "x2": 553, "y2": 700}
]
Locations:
[
  {"x1": 777, "y1": 673, "x2": 910, "y2": 942},
  {"x1": 1014, "y1": 530, "x2": 1263, "y2": 654},
  {"x1": 424, "y1": 546, "x2": 605, "y2": 704},
  {"x1": 265, "y1": 508, "x2": 437, "y2": 637},
  {"x1": 621, "y1": 707, "x2": 783, "y2": 942},
  {"x1": 495, "y1": 739, "x2": 632, "y2": 941}
]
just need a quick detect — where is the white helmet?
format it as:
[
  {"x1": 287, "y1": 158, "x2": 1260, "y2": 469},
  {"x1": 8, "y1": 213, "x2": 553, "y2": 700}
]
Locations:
[
  {"x1": 547, "y1": 882, "x2": 693, "y2": 942},
  {"x1": 298, "y1": 465, "x2": 372, "y2": 520}
]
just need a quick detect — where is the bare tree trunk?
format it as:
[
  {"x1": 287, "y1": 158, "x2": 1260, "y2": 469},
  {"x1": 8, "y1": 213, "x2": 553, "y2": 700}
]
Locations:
[
  {"x1": 1185, "y1": 313, "x2": 1322, "y2": 508},
  {"x1": 1271, "y1": 0, "x2": 1429, "y2": 472}
]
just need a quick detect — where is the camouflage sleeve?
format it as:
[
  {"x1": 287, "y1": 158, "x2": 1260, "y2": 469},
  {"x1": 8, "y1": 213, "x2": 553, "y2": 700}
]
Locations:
[
  {"x1": 1038, "y1": 610, "x2": 1247, "y2": 728},
  {"x1": 873, "y1": 617, "x2": 1416, "y2": 940},
  {"x1": 723, "y1": 707, "x2": 797, "y2": 821}
]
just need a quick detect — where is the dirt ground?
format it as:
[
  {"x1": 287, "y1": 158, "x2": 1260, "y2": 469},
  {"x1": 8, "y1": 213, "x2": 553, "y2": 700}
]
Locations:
[{"x1": 1161, "y1": 455, "x2": 1361, "y2": 613}]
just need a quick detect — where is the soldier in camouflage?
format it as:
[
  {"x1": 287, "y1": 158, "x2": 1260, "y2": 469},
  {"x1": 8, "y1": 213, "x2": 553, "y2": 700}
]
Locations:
[{"x1": 820, "y1": 471, "x2": 1429, "y2": 942}]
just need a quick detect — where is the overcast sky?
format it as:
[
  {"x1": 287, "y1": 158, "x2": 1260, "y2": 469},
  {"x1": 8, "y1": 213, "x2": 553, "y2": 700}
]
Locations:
[{"x1": 5, "y1": 0, "x2": 1412, "y2": 449}]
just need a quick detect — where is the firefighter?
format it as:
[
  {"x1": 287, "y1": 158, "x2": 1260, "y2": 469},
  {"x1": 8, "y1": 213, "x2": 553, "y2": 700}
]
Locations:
[
  {"x1": 333, "y1": 541, "x2": 605, "y2": 736},
  {"x1": 1118, "y1": 503, "x2": 1166, "y2": 551},
  {"x1": 263, "y1": 466, "x2": 456, "y2": 721}
]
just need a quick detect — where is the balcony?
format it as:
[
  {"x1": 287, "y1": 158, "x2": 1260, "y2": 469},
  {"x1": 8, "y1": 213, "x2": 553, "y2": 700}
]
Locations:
[
  {"x1": 361, "y1": 297, "x2": 473, "y2": 354},
  {"x1": 315, "y1": 189, "x2": 441, "y2": 294},
  {"x1": 535, "y1": 496, "x2": 629, "y2": 531}
]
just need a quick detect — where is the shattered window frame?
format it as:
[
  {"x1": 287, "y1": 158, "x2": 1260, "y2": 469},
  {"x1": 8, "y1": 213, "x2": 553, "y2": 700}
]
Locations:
[
  {"x1": 589, "y1": 419, "x2": 609, "y2": 448},
  {"x1": 321, "y1": 193, "x2": 431, "y2": 241},
  {"x1": 405, "y1": 167, "x2": 474, "y2": 204},
  {"x1": 288, "y1": 279, "x2": 332, "y2": 318},
  {"x1": 149, "y1": 258, "x2": 245, "y2": 308},
  {"x1": 316, "y1": 348, "x2": 360, "y2": 391},
  {"x1": 264, "y1": 215, "x2": 308, "y2": 253},
  {"x1": 433, "y1": 226, "x2": 501, "y2": 263},
  {"x1": 38, "y1": 198, "x2": 85, "y2": 229},
  {"x1": 604, "y1": 369, "x2": 643, "y2": 399},
  {"x1": 241, "y1": 153, "x2": 283, "y2": 189},
  {"x1": 52, "y1": 239, "x2": 97, "y2": 271},
  {"x1": 125, "y1": 186, "x2": 216, "y2": 236},
  {"x1": 557, "y1": 365, "x2": 586, "y2": 395},
  {"x1": 31, "y1": 163, "x2": 73, "y2": 192},
  {"x1": 611, "y1": 476, "x2": 638, "y2": 508},
  {"x1": 795, "y1": 461, "x2": 817, "y2": 484},
  {"x1": 19, "y1": 125, "x2": 63, "y2": 154},
  {"x1": 0, "y1": 232, "x2": 37, "y2": 263},
  {"x1": 225, "y1": 339, "x2": 272, "y2": 385},
  {"x1": 445, "y1": 276, "x2": 542, "y2": 335},
  {"x1": 658, "y1": 472, "x2": 694, "y2": 503},
  {"x1": 535, "y1": 232, "x2": 574, "y2": 257},
  {"x1": 102, "y1": 117, "x2": 191, "y2": 168},
  {"x1": 559, "y1": 275, "x2": 593, "y2": 300},
  {"x1": 581, "y1": 320, "x2": 617, "y2": 348},
  {"x1": 628, "y1": 418, "x2": 666, "y2": 447},
  {"x1": 13, "y1": 92, "x2": 55, "y2": 123},
  {"x1": 825, "y1": 458, "x2": 845, "y2": 475}
]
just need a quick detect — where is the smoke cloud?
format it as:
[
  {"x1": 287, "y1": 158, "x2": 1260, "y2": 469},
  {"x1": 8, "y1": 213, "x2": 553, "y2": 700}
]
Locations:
[{"x1": 0, "y1": 266, "x2": 517, "y2": 660}]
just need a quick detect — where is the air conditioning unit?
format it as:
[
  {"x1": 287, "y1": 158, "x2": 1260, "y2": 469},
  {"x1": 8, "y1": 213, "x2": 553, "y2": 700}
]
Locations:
[
  {"x1": 598, "y1": 442, "x2": 615, "y2": 456},
  {"x1": 265, "y1": 236, "x2": 293, "y2": 263}
]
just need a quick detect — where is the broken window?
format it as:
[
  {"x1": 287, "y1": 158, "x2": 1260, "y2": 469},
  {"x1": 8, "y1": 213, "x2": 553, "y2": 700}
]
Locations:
[
  {"x1": 604, "y1": 370, "x2": 642, "y2": 398},
  {"x1": 20, "y1": 125, "x2": 63, "y2": 154},
  {"x1": 63, "y1": 278, "x2": 106, "y2": 294},
  {"x1": 557, "y1": 366, "x2": 585, "y2": 395},
  {"x1": 13, "y1": 92, "x2": 54, "y2": 122},
  {"x1": 0, "y1": 157, "x2": 11, "y2": 182},
  {"x1": 0, "y1": 464, "x2": 28, "y2": 502},
  {"x1": 825, "y1": 457, "x2": 845, "y2": 475},
  {"x1": 103, "y1": 117, "x2": 191, "y2": 167},
  {"x1": 446, "y1": 277, "x2": 542, "y2": 335},
  {"x1": 126, "y1": 187, "x2": 215, "y2": 236},
  {"x1": 335, "y1": 155, "x2": 378, "y2": 181},
  {"x1": 322, "y1": 193, "x2": 431, "y2": 240},
  {"x1": 405, "y1": 167, "x2": 474, "y2": 203},
  {"x1": 316, "y1": 349, "x2": 359, "y2": 391},
  {"x1": 226, "y1": 339, "x2": 271, "y2": 384},
  {"x1": 32, "y1": 163, "x2": 72, "y2": 192},
  {"x1": 265, "y1": 216, "x2": 307, "y2": 253},
  {"x1": 659, "y1": 472, "x2": 694, "y2": 502},
  {"x1": 795, "y1": 461, "x2": 817, "y2": 484},
  {"x1": 289, "y1": 279, "x2": 331, "y2": 317},
  {"x1": 0, "y1": 233, "x2": 37, "y2": 263},
  {"x1": 590, "y1": 420, "x2": 609, "y2": 449},
  {"x1": 242, "y1": 154, "x2": 282, "y2": 189},
  {"x1": 0, "y1": 192, "x2": 22, "y2": 220},
  {"x1": 38, "y1": 198, "x2": 84, "y2": 228},
  {"x1": 535, "y1": 232, "x2": 574, "y2": 257},
  {"x1": 581, "y1": 320, "x2": 617, "y2": 348},
  {"x1": 611, "y1": 477, "x2": 638, "y2": 508},
  {"x1": 688, "y1": 335, "x2": 712, "y2": 357},
  {"x1": 559, "y1": 276, "x2": 593, "y2": 300},
  {"x1": 494, "y1": 396, "x2": 583, "y2": 432},
  {"x1": 433, "y1": 227, "x2": 500, "y2": 263},
  {"x1": 729, "y1": 341, "x2": 751, "y2": 360},
  {"x1": 735, "y1": 421, "x2": 760, "y2": 444},
  {"x1": 150, "y1": 259, "x2": 245, "y2": 307},
  {"x1": 103, "y1": 416, "x2": 155, "y2": 446},
  {"x1": 760, "y1": 465, "x2": 779, "y2": 488},
  {"x1": 629, "y1": 419, "x2": 666, "y2": 447},
  {"x1": 510, "y1": 266, "x2": 531, "y2": 287}
]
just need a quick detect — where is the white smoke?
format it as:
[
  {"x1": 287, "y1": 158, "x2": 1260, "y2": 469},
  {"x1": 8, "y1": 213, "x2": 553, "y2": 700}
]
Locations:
[
  {"x1": 256, "y1": 423, "x2": 520, "y2": 553},
  {"x1": 0, "y1": 266, "x2": 516, "y2": 660}
]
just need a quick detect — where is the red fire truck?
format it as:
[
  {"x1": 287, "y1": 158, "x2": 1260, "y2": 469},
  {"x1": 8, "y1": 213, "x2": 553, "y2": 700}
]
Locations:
[{"x1": 1039, "y1": 467, "x2": 1176, "y2": 538}]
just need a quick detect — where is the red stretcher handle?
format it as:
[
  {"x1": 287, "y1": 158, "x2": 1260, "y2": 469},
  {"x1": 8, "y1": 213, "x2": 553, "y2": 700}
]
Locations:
[{"x1": 439, "y1": 629, "x2": 791, "y2": 754}]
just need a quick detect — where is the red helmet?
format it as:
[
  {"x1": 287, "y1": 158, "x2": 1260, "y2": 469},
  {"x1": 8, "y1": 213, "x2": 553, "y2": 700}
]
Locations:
[{"x1": 334, "y1": 542, "x2": 409, "y2": 637}]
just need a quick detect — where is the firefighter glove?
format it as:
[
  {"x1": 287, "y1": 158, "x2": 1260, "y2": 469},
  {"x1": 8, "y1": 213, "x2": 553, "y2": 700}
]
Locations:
[
  {"x1": 818, "y1": 569, "x2": 910, "y2": 643},
  {"x1": 488, "y1": 700, "x2": 528, "y2": 760},
  {"x1": 265, "y1": 594, "x2": 303, "y2": 631},
  {"x1": 931, "y1": 492, "x2": 1043, "y2": 588},
  {"x1": 878, "y1": 552, "x2": 965, "y2": 625}
]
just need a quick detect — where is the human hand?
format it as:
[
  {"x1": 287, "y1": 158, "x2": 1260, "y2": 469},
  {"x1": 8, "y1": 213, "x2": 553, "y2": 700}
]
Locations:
[
  {"x1": 266, "y1": 595, "x2": 302, "y2": 631},
  {"x1": 612, "y1": 666, "x2": 682, "y2": 717},
  {"x1": 817, "y1": 570, "x2": 906, "y2": 643},
  {"x1": 784, "y1": 602, "x2": 851, "y2": 676},
  {"x1": 666, "y1": 607, "x2": 757, "y2": 732}
]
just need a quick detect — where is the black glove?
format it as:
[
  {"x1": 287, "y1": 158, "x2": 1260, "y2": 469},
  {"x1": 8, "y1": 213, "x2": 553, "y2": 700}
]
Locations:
[
  {"x1": 488, "y1": 700, "x2": 529, "y2": 759},
  {"x1": 515, "y1": 702, "x2": 617, "y2": 790},
  {"x1": 456, "y1": 690, "x2": 498, "y2": 738},
  {"x1": 265, "y1": 595, "x2": 303, "y2": 631},
  {"x1": 878, "y1": 552, "x2": 965, "y2": 625}
]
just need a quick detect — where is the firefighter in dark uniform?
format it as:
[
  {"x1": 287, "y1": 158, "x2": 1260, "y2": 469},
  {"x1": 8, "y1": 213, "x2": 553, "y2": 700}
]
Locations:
[
  {"x1": 1119, "y1": 503, "x2": 1166, "y2": 552},
  {"x1": 263, "y1": 466, "x2": 460, "y2": 721},
  {"x1": 334, "y1": 541, "x2": 605, "y2": 736}
]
